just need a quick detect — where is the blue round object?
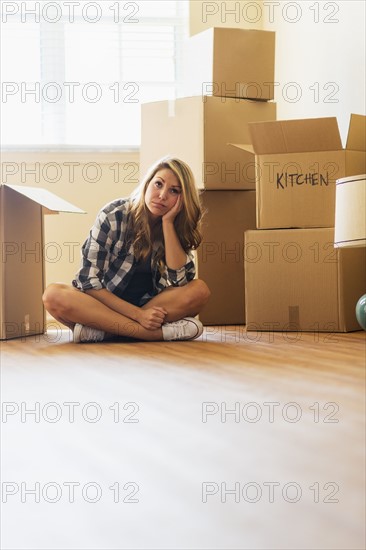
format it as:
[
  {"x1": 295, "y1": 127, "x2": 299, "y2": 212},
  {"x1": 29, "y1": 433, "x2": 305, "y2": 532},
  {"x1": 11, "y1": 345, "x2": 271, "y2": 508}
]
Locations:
[{"x1": 356, "y1": 294, "x2": 366, "y2": 330}]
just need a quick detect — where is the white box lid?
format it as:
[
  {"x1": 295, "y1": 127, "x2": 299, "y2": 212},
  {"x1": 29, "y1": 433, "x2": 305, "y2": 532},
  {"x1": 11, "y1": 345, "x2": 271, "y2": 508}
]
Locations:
[{"x1": 3, "y1": 184, "x2": 85, "y2": 214}]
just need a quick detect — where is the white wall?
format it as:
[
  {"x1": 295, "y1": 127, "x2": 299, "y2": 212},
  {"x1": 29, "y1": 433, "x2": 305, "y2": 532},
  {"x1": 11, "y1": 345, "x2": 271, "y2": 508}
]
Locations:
[{"x1": 263, "y1": 0, "x2": 365, "y2": 143}]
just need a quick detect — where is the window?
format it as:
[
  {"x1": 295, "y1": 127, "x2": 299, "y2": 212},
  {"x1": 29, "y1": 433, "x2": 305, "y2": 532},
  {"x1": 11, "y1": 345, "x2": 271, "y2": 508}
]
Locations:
[{"x1": 0, "y1": 0, "x2": 189, "y2": 149}]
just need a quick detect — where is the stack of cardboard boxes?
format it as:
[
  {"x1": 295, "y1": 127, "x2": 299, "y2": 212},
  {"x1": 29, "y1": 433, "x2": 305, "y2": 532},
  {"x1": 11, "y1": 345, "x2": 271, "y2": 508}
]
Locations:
[
  {"x1": 232, "y1": 114, "x2": 366, "y2": 332},
  {"x1": 140, "y1": 27, "x2": 276, "y2": 324}
]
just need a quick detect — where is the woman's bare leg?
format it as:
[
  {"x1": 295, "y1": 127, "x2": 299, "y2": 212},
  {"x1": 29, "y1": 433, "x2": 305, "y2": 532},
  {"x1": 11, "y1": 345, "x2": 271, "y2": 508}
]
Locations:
[
  {"x1": 43, "y1": 284, "x2": 163, "y2": 341},
  {"x1": 43, "y1": 279, "x2": 210, "y2": 341}
]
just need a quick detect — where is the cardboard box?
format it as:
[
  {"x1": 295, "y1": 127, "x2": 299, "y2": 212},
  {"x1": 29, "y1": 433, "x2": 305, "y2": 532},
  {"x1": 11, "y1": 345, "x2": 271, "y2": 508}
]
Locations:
[
  {"x1": 244, "y1": 228, "x2": 366, "y2": 332},
  {"x1": 231, "y1": 114, "x2": 366, "y2": 229},
  {"x1": 0, "y1": 184, "x2": 85, "y2": 340},
  {"x1": 182, "y1": 27, "x2": 276, "y2": 101},
  {"x1": 197, "y1": 190, "x2": 256, "y2": 325},
  {"x1": 141, "y1": 96, "x2": 276, "y2": 190},
  {"x1": 345, "y1": 114, "x2": 366, "y2": 176}
]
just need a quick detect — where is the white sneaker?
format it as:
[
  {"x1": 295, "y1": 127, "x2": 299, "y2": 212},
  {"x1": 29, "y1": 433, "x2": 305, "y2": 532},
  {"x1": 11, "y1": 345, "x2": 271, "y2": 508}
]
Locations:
[
  {"x1": 73, "y1": 323, "x2": 105, "y2": 343},
  {"x1": 161, "y1": 317, "x2": 203, "y2": 341}
]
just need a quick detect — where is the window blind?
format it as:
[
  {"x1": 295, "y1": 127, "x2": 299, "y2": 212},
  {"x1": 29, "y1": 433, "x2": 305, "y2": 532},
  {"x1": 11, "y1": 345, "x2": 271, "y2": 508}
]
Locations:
[{"x1": 0, "y1": 0, "x2": 189, "y2": 148}]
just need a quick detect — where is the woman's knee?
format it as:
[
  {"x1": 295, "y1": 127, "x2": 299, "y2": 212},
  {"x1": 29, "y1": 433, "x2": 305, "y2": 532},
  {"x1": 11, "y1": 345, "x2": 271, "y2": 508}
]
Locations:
[
  {"x1": 189, "y1": 279, "x2": 211, "y2": 307},
  {"x1": 42, "y1": 283, "x2": 72, "y2": 314}
]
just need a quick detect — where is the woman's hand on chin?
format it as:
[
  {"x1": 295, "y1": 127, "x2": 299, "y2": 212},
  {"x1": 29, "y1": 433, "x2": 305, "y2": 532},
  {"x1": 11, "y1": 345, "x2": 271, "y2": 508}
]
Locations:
[{"x1": 162, "y1": 196, "x2": 182, "y2": 224}]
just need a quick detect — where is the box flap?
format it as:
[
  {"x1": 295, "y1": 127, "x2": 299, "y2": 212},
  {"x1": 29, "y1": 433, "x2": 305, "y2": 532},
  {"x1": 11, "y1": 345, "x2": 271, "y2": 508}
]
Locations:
[
  {"x1": 4, "y1": 184, "x2": 85, "y2": 213},
  {"x1": 228, "y1": 143, "x2": 255, "y2": 154},
  {"x1": 249, "y1": 117, "x2": 342, "y2": 154},
  {"x1": 346, "y1": 114, "x2": 366, "y2": 151}
]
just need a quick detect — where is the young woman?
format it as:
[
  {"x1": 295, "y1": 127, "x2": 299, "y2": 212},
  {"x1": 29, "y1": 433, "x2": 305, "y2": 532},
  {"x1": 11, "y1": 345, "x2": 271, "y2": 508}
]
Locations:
[{"x1": 43, "y1": 157, "x2": 211, "y2": 343}]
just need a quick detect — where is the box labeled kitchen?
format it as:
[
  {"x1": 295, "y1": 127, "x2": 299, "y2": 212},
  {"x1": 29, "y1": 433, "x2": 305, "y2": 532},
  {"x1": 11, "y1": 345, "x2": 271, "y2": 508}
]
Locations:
[
  {"x1": 231, "y1": 114, "x2": 366, "y2": 229},
  {"x1": 344, "y1": 114, "x2": 366, "y2": 176}
]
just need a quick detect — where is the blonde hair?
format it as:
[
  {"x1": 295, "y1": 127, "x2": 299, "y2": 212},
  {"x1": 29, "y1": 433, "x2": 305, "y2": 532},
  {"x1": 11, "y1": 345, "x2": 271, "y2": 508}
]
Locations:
[{"x1": 128, "y1": 157, "x2": 204, "y2": 269}]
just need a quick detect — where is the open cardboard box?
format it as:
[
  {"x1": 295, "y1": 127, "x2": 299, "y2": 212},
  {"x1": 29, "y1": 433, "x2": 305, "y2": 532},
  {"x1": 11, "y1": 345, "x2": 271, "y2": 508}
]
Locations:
[
  {"x1": 231, "y1": 114, "x2": 366, "y2": 229},
  {"x1": 344, "y1": 114, "x2": 366, "y2": 175},
  {"x1": 141, "y1": 96, "x2": 276, "y2": 190},
  {"x1": 0, "y1": 184, "x2": 85, "y2": 340},
  {"x1": 182, "y1": 27, "x2": 276, "y2": 101},
  {"x1": 244, "y1": 228, "x2": 366, "y2": 332}
]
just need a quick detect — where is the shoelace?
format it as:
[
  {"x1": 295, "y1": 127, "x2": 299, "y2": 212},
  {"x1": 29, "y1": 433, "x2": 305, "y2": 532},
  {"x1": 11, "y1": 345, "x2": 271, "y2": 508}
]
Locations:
[
  {"x1": 83, "y1": 327, "x2": 104, "y2": 342},
  {"x1": 174, "y1": 319, "x2": 195, "y2": 340}
]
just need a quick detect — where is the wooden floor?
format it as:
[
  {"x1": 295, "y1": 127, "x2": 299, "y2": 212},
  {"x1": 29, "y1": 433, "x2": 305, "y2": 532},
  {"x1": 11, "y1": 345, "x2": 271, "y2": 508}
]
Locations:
[{"x1": 1, "y1": 327, "x2": 365, "y2": 550}]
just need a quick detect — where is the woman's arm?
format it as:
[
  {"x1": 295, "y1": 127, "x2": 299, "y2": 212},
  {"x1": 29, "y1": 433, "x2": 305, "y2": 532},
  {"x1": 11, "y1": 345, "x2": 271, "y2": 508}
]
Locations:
[
  {"x1": 85, "y1": 288, "x2": 167, "y2": 330},
  {"x1": 161, "y1": 196, "x2": 187, "y2": 270},
  {"x1": 74, "y1": 203, "x2": 122, "y2": 293}
]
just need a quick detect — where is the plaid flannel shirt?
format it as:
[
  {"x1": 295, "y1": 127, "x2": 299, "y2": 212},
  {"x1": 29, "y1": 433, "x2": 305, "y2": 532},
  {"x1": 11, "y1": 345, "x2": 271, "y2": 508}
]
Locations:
[{"x1": 72, "y1": 198, "x2": 196, "y2": 305}]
